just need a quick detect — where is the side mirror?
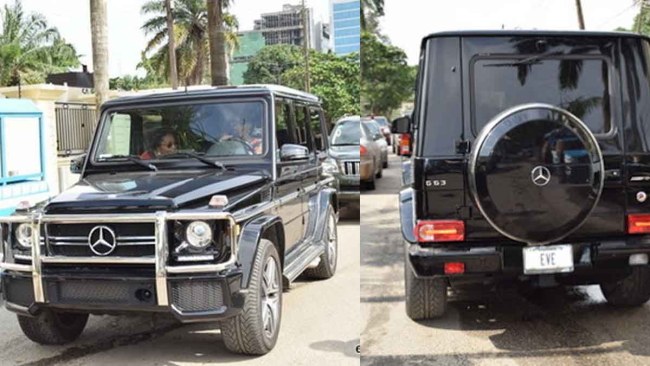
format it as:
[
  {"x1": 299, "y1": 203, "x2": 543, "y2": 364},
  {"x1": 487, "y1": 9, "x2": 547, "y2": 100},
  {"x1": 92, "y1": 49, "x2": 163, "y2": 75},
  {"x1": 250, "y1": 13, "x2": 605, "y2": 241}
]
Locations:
[
  {"x1": 280, "y1": 144, "x2": 309, "y2": 161},
  {"x1": 70, "y1": 154, "x2": 86, "y2": 174},
  {"x1": 392, "y1": 116, "x2": 411, "y2": 133}
]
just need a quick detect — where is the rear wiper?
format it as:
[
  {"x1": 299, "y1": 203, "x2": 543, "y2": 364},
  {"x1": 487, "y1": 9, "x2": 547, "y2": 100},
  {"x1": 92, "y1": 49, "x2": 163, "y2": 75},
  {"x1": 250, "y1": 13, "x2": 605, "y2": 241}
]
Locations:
[
  {"x1": 484, "y1": 51, "x2": 563, "y2": 67},
  {"x1": 98, "y1": 154, "x2": 157, "y2": 171},
  {"x1": 164, "y1": 151, "x2": 227, "y2": 170}
]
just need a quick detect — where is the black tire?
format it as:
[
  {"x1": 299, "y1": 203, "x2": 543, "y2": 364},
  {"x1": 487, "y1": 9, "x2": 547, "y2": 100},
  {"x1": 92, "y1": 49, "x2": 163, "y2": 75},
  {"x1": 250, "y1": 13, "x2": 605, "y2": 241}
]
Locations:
[
  {"x1": 404, "y1": 261, "x2": 447, "y2": 320},
  {"x1": 18, "y1": 310, "x2": 88, "y2": 345},
  {"x1": 383, "y1": 160, "x2": 388, "y2": 169},
  {"x1": 364, "y1": 178, "x2": 375, "y2": 190},
  {"x1": 304, "y1": 207, "x2": 338, "y2": 279},
  {"x1": 600, "y1": 266, "x2": 650, "y2": 306},
  {"x1": 222, "y1": 239, "x2": 282, "y2": 355},
  {"x1": 376, "y1": 165, "x2": 383, "y2": 179}
]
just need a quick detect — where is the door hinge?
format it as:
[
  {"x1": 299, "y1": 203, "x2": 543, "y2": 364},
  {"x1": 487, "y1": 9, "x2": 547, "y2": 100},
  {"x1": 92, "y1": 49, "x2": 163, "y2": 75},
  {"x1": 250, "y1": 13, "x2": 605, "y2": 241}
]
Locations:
[{"x1": 456, "y1": 140, "x2": 471, "y2": 154}]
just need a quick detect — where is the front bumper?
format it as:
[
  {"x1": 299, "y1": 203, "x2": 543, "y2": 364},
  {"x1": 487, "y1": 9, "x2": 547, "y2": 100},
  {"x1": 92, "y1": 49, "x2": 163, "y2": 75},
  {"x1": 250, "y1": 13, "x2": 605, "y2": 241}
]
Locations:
[
  {"x1": 0, "y1": 211, "x2": 244, "y2": 322},
  {"x1": 407, "y1": 237, "x2": 650, "y2": 284},
  {"x1": 333, "y1": 174, "x2": 360, "y2": 201}
]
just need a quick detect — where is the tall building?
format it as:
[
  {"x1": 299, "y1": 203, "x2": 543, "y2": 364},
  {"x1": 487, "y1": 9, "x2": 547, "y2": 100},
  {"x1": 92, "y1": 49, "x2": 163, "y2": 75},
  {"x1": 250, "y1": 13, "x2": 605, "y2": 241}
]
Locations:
[
  {"x1": 229, "y1": 31, "x2": 266, "y2": 85},
  {"x1": 254, "y1": 4, "x2": 320, "y2": 50},
  {"x1": 330, "y1": 0, "x2": 360, "y2": 55}
]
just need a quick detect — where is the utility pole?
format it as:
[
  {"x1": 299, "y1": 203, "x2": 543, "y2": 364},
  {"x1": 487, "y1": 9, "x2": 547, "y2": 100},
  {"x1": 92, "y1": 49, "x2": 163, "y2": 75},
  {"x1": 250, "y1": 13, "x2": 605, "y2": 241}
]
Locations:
[
  {"x1": 301, "y1": 0, "x2": 311, "y2": 92},
  {"x1": 165, "y1": 0, "x2": 178, "y2": 89},
  {"x1": 575, "y1": 0, "x2": 585, "y2": 30}
]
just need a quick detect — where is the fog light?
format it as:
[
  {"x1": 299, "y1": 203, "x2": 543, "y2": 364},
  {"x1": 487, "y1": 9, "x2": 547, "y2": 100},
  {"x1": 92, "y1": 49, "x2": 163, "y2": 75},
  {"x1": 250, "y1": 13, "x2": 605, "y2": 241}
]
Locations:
[
  {"x1": 629, "y1": 253, "x2": 649, "y2": 266},
  {"x1": 444, "y1": 262, "x2": 465, "y2": 274}
]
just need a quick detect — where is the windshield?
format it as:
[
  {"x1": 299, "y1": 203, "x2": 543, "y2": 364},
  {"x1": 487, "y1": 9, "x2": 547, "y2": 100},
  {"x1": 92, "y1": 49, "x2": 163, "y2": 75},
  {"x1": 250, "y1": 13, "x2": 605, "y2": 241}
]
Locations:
[
  {"x1": 373, "y1": 116, "x2": 389, "y2": 127},
  {"x1": 330, "y1": 120, "x2": 360, "y2": 146},
  {"x1": 363, "y1": 121, "x2": 381, "y2": 137},
  {"x1": 94, "y1": 100, "x2": 266, "y2": 161}
]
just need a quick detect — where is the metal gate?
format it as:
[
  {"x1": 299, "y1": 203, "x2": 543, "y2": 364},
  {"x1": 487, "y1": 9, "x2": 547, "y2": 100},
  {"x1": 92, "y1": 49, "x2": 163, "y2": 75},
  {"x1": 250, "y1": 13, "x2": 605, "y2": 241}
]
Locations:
[{"x1": 55, "y1": 102, "x2": 97, "y2": 155}]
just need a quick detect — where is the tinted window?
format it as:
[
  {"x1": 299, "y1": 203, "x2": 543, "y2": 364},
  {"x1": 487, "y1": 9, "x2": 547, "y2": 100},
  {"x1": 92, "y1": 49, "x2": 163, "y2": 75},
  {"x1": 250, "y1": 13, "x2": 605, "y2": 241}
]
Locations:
[
  {"x1": 331, "y1": 120, "x2": 360, "y2": 146},
  {"x1": 310, "y1": 107, "x2": 326, "y2": 151},
  {"x1": 294, "y1": 105, "x2": 311, "y2": 150},
  {"x1": 472, "y1": 58, "x2": 611, "y2": 134},
  {"x1": 275, "y1": 99, "x2": 292, "y2": 148}
]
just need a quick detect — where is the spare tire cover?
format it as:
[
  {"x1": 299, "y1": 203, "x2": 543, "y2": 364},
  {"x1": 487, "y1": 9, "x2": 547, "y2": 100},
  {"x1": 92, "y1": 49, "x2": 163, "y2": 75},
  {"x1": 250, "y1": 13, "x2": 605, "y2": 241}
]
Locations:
[{"x1": 468, "y1": 103, "x2": 604, "y2": 244}]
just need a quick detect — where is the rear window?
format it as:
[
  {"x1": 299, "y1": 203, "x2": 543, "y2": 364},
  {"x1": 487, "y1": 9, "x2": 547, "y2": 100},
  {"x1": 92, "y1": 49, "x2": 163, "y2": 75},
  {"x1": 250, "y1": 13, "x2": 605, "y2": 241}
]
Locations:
[{"x1": 472, "y1": 57, "x2": 611, "y2": 135}]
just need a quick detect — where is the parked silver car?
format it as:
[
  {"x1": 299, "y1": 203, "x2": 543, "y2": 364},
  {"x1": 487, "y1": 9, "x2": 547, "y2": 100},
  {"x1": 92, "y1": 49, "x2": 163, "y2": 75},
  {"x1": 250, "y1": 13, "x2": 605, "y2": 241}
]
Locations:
[
  {"x1": 360, "y1": 119, "x2": 384, "y2": 190},
  {"x1": 362, "y1": 119, "x2": 388, "y2": 169}
]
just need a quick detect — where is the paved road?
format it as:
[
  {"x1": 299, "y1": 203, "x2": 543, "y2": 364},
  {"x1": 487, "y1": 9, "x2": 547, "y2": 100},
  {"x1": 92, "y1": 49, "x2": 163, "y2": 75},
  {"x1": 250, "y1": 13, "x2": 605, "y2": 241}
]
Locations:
[
  {"x1": 361, "y1": 154, "x2": 650, "y2": 366},
  {"x1": 0, "y1": 209, "x2": 360, "y2": 366}
]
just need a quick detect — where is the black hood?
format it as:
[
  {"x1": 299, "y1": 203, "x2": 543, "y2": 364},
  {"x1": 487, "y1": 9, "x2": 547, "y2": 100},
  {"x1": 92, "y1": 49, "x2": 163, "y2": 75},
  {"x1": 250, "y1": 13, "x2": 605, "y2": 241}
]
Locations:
[
  {"x1": 45, "y1": 169, "x2": 270, "y2": 214},
  {"x1": 329, "y1": 145, "x2": 360, "y2": 161}
]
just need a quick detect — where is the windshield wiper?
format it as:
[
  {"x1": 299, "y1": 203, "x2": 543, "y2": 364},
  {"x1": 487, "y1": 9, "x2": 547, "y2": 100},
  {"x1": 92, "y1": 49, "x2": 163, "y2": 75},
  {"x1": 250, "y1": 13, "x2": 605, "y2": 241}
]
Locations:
[
  {"x1": 164, "y1": 151, "x2": 227, "y2": 170},
  {"x1": 98, "y1": 154, "x2": 157, "y2": 171}
]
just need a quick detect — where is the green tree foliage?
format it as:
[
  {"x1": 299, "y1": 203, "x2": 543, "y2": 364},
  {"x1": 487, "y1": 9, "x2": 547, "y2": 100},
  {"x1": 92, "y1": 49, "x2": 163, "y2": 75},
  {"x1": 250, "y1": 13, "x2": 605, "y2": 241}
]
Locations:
[
  {"x1": 361, "y1": 31, "x2": 414, "y2": 116},
  {"x1": 243, "y1": 44, "x2": 360, "y2": 122},
  {"x1": 140, "y1": 0, "x2": 238, "y2": 86},
  {"x1": 242, "y1": 44, "x2": 304, "y2": 85},
  {"x1": 0, "y1": 0, "x2": 79, "y2": 86}
]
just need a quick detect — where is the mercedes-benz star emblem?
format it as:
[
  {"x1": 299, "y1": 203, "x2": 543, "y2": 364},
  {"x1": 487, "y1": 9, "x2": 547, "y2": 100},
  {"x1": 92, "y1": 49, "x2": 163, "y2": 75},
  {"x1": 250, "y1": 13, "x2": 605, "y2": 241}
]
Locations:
[
  {"x1": 88, "y1": 226, "x2": 117, "y2": 256},
  {"x1": 531, "y1": 166, "x2": 551, "y2": 187}
]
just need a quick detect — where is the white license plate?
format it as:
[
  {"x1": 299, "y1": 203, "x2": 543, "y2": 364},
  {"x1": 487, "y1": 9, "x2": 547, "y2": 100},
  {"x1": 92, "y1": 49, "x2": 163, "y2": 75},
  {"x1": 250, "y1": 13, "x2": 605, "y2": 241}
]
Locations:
[{"x1": 523, "y1": 244, "x2": 574, "y2": 274}]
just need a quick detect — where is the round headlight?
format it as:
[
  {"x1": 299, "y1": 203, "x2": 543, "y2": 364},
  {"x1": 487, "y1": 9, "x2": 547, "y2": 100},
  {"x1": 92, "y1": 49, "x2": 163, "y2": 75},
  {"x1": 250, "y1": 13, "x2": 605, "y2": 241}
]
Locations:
[
  {"x1": 185, "y1": 221, "x2": 212, "y2": 249},
  {"x1": 15, "y1": 223, "x2": 33, "y2": 248}
]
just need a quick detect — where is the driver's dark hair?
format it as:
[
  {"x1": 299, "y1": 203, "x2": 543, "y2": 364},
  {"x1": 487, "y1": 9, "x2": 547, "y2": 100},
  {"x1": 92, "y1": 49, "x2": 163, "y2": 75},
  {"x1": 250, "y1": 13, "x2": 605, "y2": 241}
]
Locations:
[{"x1": 149, "y1": 129, "x2": 177, "y2": 151}]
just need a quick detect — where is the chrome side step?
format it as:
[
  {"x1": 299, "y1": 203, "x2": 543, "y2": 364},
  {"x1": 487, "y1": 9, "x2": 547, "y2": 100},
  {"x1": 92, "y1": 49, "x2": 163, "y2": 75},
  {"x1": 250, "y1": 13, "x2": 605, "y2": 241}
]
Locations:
[{"x1": 283, "y1": 244, "x2": 324, "y2": 284}]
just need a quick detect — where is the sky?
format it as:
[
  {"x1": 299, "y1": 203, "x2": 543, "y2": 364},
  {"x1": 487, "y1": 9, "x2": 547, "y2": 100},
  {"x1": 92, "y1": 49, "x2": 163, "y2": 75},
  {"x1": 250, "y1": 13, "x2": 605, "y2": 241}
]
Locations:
[
  {"x1": 0, "y1": 0, "x2": 331, "y2": 77},
  {"x1": 380, "y1": 0, "x2": 640, "y2": 65}
]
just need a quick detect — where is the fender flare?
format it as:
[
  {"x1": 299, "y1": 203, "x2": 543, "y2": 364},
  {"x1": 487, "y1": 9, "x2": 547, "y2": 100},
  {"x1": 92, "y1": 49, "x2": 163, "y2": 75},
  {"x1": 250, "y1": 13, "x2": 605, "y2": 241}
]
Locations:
[
  {"x1": 306, "y1": 187, "x2": 337, "y2": 245},
  {"x1": 399, "y1": 188, "x2": 417, "y2": 243},
  {"x1": 237, "y1": 215, "x2": 285, "y2": 288}
]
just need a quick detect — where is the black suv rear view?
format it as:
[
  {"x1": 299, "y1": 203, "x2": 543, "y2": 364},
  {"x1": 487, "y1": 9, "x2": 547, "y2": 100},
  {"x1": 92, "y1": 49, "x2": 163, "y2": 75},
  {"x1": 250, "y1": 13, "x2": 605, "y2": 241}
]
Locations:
[{"x1": 395, "y1": 30, "x2": 650, "y2": 319}]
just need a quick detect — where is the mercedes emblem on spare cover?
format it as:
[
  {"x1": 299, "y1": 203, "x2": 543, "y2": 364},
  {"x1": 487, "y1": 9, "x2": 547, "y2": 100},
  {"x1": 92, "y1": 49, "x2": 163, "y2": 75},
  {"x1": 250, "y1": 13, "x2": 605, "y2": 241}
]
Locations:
[
  {"x1": 88, "y1": 225, "x2": 117, "y2": 256},
  {"x1": 531, "y1": 166, "x2": 551, "y2": 187}
]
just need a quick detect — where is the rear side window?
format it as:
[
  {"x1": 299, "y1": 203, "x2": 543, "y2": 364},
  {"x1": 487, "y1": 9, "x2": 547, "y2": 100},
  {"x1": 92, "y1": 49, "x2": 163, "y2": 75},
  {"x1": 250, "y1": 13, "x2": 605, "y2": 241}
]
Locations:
[{"x1": 472, "y1": 57, "x2": 611, "y2": 135}]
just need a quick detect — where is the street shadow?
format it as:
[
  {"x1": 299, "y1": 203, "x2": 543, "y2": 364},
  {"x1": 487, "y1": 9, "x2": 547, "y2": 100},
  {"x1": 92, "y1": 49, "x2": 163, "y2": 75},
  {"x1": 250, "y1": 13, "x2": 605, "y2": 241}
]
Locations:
[
  {"x1": 415, "y1": 284, "x2": 650, "y2": 358},
  {"x1": 309, "y1": 338, "x2": 360, "y2": 358}
]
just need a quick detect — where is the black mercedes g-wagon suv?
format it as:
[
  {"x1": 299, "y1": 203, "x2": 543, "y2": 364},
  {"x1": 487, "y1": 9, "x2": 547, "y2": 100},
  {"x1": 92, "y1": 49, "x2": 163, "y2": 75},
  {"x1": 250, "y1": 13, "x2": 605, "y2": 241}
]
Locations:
[
  {"x1": 0, "y1": 85, "x2": 339, "y2": 354},
  {"x1": 394, "y1": 30, "x2": 650, "y2": 320}
]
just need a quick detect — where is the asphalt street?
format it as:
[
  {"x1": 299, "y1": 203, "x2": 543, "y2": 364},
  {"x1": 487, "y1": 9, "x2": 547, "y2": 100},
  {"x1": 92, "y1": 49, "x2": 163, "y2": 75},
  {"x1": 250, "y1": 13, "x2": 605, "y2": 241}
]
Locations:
[
  {"x1": 361, "y1": 153, "x2": 650, "y2": 366},
  {"x1": 0, "y1": 208, "x2": 360, "y2": 366}
]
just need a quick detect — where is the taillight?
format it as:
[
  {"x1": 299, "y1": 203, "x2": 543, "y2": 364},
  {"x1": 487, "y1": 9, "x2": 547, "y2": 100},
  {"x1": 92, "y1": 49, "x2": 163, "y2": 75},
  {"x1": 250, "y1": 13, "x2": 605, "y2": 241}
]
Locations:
[
  {"x1": 360, "y1": 145, "x2": 367, "y2": 155},
  {"x1": 415, "y1": 220, "x2": 464, "y2": 242},
  {"x1": 628, "y1": 214, "x2": 650, "y2": 234}
]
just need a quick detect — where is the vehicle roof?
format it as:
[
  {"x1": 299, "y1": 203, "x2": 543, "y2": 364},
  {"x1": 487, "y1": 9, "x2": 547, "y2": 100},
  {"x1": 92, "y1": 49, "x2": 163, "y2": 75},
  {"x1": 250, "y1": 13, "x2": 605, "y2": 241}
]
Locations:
[
  {"x1": 421, "y1": 30, "x2": 650, "y2": 48},
  {"x1": 101, "y1": 84, "x2": 320, "y2": 109},
  {"x1": 335, "y1": 115, "x2": 361, "y2": 123}
]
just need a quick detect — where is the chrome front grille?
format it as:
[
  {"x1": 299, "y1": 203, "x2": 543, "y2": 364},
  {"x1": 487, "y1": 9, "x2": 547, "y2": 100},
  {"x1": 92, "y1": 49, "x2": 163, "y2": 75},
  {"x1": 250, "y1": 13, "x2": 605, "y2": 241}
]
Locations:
[
  {"x1": 46, "y1": 223, "x2": 155, "y2": 257},
  {"x1": 343, "y1": 161, "x2": 360, "y2": 176}
]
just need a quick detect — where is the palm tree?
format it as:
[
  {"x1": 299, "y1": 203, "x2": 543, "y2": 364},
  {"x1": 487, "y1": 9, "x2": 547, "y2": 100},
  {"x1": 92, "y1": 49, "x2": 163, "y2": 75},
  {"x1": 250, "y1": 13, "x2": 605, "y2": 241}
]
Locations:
[
  {"x1": 0, "y1": 0, "x2": 79, "y2": 86},
  {"x1": 141, "y1": 0, "x2": 238, "y2": 86},
  {"x1": 90, "y1": 0, "x2": 109, "y2": 107},
  {"x1": 207, "y1": 0, "x2": 229, "y2": 86},
  {"x1": 361, "y1": 0, "x2": 383, "y2": 33}
]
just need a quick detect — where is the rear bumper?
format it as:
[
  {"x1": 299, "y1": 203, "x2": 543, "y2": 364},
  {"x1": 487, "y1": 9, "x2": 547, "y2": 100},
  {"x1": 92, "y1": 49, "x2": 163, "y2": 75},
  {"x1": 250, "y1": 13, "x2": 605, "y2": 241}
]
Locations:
[
  {"x1": 1, "y1": 268, "x2": 245, "y2": 323},
  {"x1": 407, "y1": 237, "x2": 650, "y2": 284}
]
